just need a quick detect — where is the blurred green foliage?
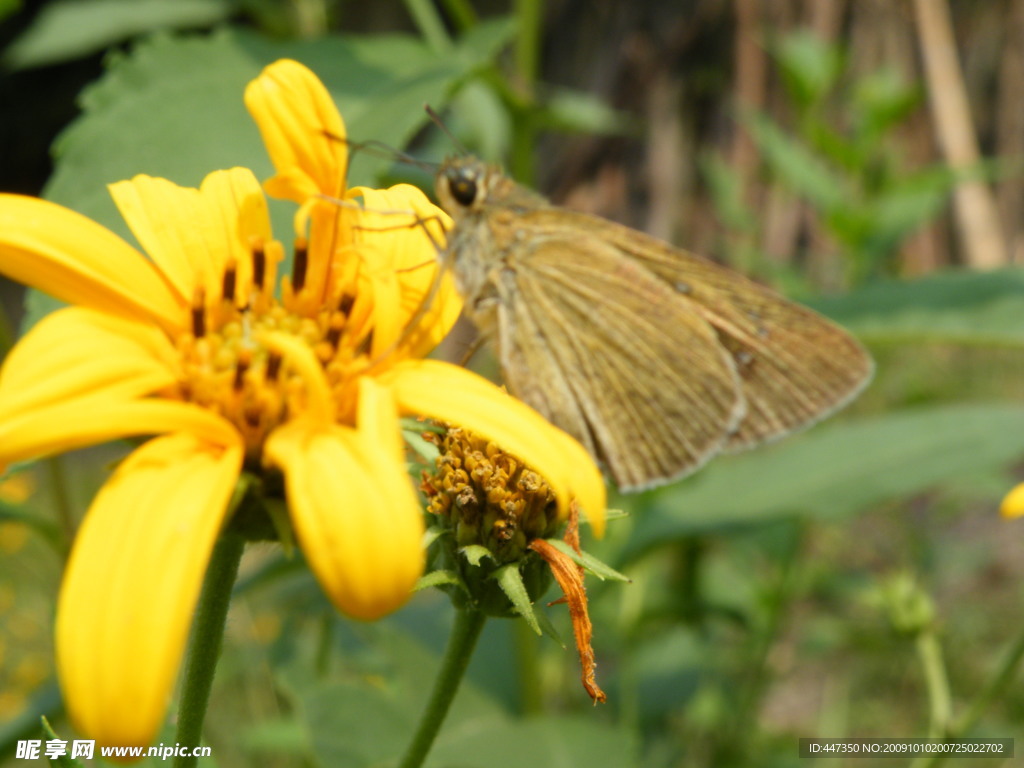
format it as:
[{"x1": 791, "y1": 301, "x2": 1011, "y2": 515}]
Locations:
[{"x1": 705, "y1": 31, "x2": 962, "y2": 288}]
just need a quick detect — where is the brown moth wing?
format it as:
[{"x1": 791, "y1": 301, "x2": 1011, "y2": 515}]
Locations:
[
  {"x1": 518, "y1": 209, "x2": 873, "y2": 451},
  {"x1": 487, "y1": 230, "x2": 746, "y2": 491}
]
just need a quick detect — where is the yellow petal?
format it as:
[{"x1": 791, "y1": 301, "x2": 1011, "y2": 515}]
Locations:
[
  {"x1": 1001, "y1": 482, "x2": 1024, "y2": 518},
  {"x1": 348, "y1": 184, "x2": 461, "y2": 357},
  {"x1": 0, "y1": 398, "x2": 238, "y2": 470},
  {"x1": 110, "y1": 169, "x2": 270, "y2": 306},
  {"x1": 382, "y1": 360, "x2": 607, "y2": 536},
  {"x1": 198, "y1": 168, "x2": 273, "y2": 303},
  {"x1": 56, "y1": 434, "x2": 242, "y2": 746},
  {"x1": 244, "y1": 59, "x2": 348, "y2": 201},
  {"x1": 349, "y1": 184, "x2": 452, "y2": 272},
  {"x1": 107, "y1": 177, "x2": 203, "y2": 303},
  {"x1": 0, "y1": 194, "x2": 183, "y2": 331},
  {"x1": 265, "y1": 379, "x2": 425, "y2": 619},
  {"x1": 0, "y1": 307, "x2": 178, "y2": 420}
]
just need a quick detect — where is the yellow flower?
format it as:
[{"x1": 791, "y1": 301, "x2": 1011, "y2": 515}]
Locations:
[
  {"x1": 1001, "y1": 482, "x2": 1024, "y2": 518},
  {"x1": 0, "y1": 59, "x2": 604, "y2": 746}
]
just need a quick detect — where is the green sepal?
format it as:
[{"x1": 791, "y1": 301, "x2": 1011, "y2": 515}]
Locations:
[
  {"x1": 415, "y1": 569, "x2": 467, "y2": 593},
  {"x1": 533, "y1": 604, "x2": 565, "y2": 647},
  {"x1": 403, "y1": 427, "x2": 439, "y2": 463},
  {"x1": 226, "y1": 471, "x2": 256, "y2": 516},
  {"x1": 542, "y1": 539, "x2": 631, "y2": 582},
  {"x1": 493, "y1": 563, "x2": 542, "y2": 635},
  {"x1": 423, "y1": 525, "x2": 447, "y2": 549},
  {"x1": 225, "y1": 471, "x2": 290, "y2": 545},
  {"x1": 0, "y1": 498, "x2": 60, "y2": 552},
  {"x1": 460, "y1": 544, "x2": 494, "y2": 567},
  {"x1": 262, "y1": 497, "x2": 295, "y2": 557},
  {"x1": 40, "y1": 717, "x2": 84, "y2": 768}
]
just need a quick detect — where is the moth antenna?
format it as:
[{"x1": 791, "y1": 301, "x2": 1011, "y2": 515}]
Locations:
[
  {"x1": 424, "y1": 104, "x2": 469, "y2": 155},
  {"x1": 320, "y1": 131, "x2": 437, "y2": 173}
]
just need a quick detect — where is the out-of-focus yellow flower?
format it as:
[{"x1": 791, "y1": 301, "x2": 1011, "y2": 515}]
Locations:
[{"x1": 1000, "y1": 482, "x2": 1024, "y2": 518}]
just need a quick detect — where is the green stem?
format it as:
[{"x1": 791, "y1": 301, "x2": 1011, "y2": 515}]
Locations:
[
  {"x1": 514, "y1": 0, "x2": 541, "y2": 97},
  {"x1": 921, "y1": 630, "x2": 950, "y2": 741},
  {"x1": 47, "y1": 457, "x2": 75, "y2": 556},
  {"x1": 513, "y1": 616, "x2": 542, "y2": 714},
  {"x1": 916, "y1": 632, "x2": 951, "y2": 738},
  {"x1": 676, "y1": 536, "x2": 705, "y2": 624},
  {"x1": 404, "y1": 0, "x2": 452, "y2": 52},
  {"x1": 315, "y1": 611, "x2": 334, "y2": 677},
  {"x1": 398, "y1": 607, "x2": 487, "y2": 768},
  {"x1": 721, "y1": 524, "x2": 803, "y2": 765},
  {"x1": 173, "y1": 533, "x2": 245, "y2": 768},
  {"x1": 438, "y1": 0, "x2": 477, "y2": 32},
  {"x1": 0, "y1": 299, "x2": 15, "y2": 359},
  {"x1": 954, "y1": 624, "x2": 1024, "y2": 733},
  {"x1": 507, "y1": 0, "x2": 543, "y2": 186},
  {"x1": 909, "y1": 622, "x2": 1024, "y2": 768}
]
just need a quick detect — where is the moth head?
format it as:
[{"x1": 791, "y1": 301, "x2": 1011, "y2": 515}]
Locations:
[{"x1": 435, "y1": 157, "x2": 493, "y2": 215}]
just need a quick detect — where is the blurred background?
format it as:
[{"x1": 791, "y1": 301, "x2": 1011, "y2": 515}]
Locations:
[{"x1": 3, "y1": 1, "x2": 1024, "y2": 766}]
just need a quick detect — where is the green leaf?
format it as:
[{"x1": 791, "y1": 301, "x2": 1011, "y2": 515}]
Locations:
[
  {"x1": 700, "y1": 152, "x2": 755, "y2": 233},
  {"x1": 3, "y1": 0, "x2": 230, "y2": 69},
  {"x1": 450, "y1": 14, "x2": 516, "y2": 65},
  {"x1": 772, "y1": 31, "x2": 843, "y2": 110},
  {"x1": 537, "y1": 86, "x2": 636, "y2": 135},
  {"x1": 282, "y1": 622, "x2": 510, "y2": 767},
  {"x1": 860, "y1": 170, "x2": 954, "y2": 251},
  {"x1": 448, "y1": 79, "x2": 513, "y2": 162},
  {"x1": 428, "y1": 716, "x2": 640, "y2": 768},
  {"x1": 812, "y1": 268, "x2": 1024, "y2": 347},
  {"x1": 623, "y1": 403, "x2": 1024, "y2": 559},
  {"x1": 303, "y1": 680, "x2": 416, "y2": 767},
  {"x1": 0, "y1": 0, "x2": 21, "y2": 22},
  {"x1": 851, "y1": 68, "x2": 921, "y2": 141},
  {"x1": 743, "y1": 111, "x2": 847, "y2": 211},
  {"x1": 237, "y1": 717, "x2": 308, "y2": 755}
]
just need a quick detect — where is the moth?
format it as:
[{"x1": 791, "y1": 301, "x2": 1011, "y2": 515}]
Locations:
[{"x1": 434, "y1": 157, "x2": 873, "y2": 492}]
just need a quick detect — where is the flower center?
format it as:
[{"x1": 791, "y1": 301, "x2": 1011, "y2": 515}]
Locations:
[
  {"x1": 174, "y1": 237, "x2": 372, "y2": 458},
  {"x1": 423, "y1": 426, "x2": 560, "y2": 562}
]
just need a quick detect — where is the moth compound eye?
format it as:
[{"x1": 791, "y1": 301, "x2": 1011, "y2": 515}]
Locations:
[{"x1": 448, "y1": 170, "x2": 479, "y2": 208}]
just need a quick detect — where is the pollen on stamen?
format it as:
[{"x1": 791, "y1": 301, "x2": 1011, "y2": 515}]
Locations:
[
  {"x1": 251, "y1": 240, "x2": 266, "y2": 291},
  {"x1": 314, "y1": 342, "x2": 334, "y2": 364},
  {"x1": 338, "y1": 293, "x2": 355, "y2": 315},
  {"x1": 191, "y1": 287, "x2": 207, "y2": 338},
  {"x1": 356, "y1": 329, "x2": 375, "y2": 356},
  {"x1": 325, "y1": 312, "x2": 346, "y2": 349},
  {"x1": 292, "y1": 237, "x2": 309, "y2": 292},
  {"x1": 243, "y1": 402, "x2": 262, "y2": 428},
  {"x1": 265, "y1": 352, "x2": 282, "y2": 381},
  {"x1": 222, "y1": 261, "x2": 237, "y2": 303},
  {"x1": 234, "y1": 349, "x2": 251, "y2": 392}
]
